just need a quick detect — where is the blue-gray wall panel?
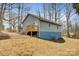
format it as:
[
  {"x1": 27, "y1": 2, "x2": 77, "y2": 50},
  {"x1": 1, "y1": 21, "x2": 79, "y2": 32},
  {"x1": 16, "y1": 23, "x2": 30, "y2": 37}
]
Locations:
[{"x1": 38, "y1": 32, "x2": 61, "y2": 40}]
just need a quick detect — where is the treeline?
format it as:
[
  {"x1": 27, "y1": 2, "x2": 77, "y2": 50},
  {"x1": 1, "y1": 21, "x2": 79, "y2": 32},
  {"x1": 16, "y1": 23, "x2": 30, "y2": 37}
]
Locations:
[
  {"x1": 0, "y1": 3, "x2": 31, "y2": 32},
  {"x1": 40, "y1": 3, "x2": 79, "y2": 38},
  {"x1": 0, "y1": 3, "x2": 79, "y2": 38}
]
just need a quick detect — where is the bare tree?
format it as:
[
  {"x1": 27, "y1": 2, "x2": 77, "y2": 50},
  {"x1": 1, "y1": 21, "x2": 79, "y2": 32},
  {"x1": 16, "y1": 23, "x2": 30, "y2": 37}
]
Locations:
[
  {"x1": 0, "y1": 3, "x2": 6, "y2": 32},
  {"x1": 64, "y1": 4, "x2": 74, "y2": 37},
  {"x1": 44, "y1": 3, "x2": 62, "y2": 23},
  {"x1": 51, "y1": 3, "x2": 62, "y2": 23},
  {"x1": 16, "y1": 3, "x2": 31, "y2": 32},
  {"x1": 43, "y1": 4, "x2": 46, "y2": 18},
  {"x1": 48, "y1": 4, "x2": 52, "y2": 21},
  {"x1": 54, "y1": 4, "x2": 57, "y2": 22},
  {"x1": 8, "y1": 4, "x2": 13, "y2": 31}
]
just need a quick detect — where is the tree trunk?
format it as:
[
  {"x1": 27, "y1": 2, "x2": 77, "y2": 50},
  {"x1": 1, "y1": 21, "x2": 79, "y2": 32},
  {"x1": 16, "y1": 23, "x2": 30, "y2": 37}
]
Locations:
[
  {"x1": 18, "y1": 3, "x2": 21, "y2": 32},
  {"x1": 0, "y1": 4, "x2": 4, "y2": 32},
  {"x1": 67, "y1": 18, "x2": 70, "y2": 37}
]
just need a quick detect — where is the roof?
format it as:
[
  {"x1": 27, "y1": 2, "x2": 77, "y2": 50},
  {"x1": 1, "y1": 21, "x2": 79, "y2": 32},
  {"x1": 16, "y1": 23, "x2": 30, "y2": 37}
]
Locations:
[{"x1": 22, "y1": 14, "x2": 61, "y2": 26}]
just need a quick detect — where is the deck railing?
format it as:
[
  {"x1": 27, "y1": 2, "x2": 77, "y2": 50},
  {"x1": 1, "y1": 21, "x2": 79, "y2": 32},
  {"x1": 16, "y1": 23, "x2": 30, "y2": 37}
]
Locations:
[{"x1": 26, "y1": 25, "x2": 38, "y2": 32}]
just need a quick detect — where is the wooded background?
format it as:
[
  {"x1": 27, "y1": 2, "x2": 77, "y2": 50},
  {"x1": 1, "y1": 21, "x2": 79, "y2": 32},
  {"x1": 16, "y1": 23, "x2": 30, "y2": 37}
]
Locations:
[{"x1": 0, "y1": 3, "x2": 79, "y2": 38}]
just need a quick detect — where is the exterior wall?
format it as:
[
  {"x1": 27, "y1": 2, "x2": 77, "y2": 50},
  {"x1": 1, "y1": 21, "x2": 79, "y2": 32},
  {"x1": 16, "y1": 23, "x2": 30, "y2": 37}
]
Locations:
[
  {"x1": 39, "y1": 21, "x2": 61, "y2": 40},
  {"x1": 22, "y1": 15, "x2": 61, "y2": 40},
  {"x1": 38, "y1": 32, "x2": 61, "y2": 40},
  {"x1": 22, "y1": 16, "x2": 39, "y2": 33},
  {"x1": 40, "y1": 21, "x2": 61, "y2": 32}
]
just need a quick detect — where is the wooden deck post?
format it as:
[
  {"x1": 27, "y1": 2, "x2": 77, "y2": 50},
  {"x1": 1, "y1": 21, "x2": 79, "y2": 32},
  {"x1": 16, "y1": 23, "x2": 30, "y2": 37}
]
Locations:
[{"x1": 31, "y1": 31, "x2": 32, "y2": 37}]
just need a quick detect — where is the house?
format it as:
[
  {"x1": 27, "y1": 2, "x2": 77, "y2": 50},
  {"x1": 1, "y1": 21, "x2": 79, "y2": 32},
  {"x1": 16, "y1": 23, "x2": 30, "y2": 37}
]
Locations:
[{"x1": 22, "y1": 14, "x2": 61, "y2": 40}]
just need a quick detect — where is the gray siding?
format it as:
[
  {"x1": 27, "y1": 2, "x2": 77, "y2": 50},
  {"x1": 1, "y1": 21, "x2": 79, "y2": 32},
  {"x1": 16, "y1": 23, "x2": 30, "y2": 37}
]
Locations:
[
  {"x1": 40, "y1": 21, "x2": 61, "y2": 32},
  {"x1": 22, "y1": 16, "x2": 39, "y2": 33}
]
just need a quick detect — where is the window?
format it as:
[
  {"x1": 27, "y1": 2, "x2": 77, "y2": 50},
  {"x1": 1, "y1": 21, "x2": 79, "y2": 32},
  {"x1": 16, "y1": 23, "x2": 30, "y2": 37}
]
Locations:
[
  {"x1": 49, "y1": 24, "x2": 51, "y2": 27},
  {"x1": 33, "y1": 22, "x2": 37, "y2": 25},
  {"x1": 57, "y1": 26, "x2": 59, "y2": 29}
]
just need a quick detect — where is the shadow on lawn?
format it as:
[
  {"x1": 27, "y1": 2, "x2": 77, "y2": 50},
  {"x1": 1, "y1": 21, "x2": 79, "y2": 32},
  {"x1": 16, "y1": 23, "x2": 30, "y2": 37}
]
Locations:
[
  {"x1": 0, "y1": 33, "x2": 10, "y2": 40},
  {"x1": 38, "y1": 37, "x2": 65, "y2": 43},
  {"x1": 52, "y1": 38, "x2": 65, "y2": 43}
]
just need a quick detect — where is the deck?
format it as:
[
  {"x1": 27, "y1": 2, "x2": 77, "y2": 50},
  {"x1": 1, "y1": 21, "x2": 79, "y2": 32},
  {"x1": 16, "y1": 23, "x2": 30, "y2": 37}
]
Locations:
[{"x1": 26, "y1": 25, "x2": 38, "y2": 32}]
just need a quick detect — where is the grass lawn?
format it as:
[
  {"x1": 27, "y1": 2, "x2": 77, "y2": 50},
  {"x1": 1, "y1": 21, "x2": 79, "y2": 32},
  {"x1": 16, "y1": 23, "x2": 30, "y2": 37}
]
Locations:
[{"x1": 0, "y1": 32, "x2": 79, "y2": 56}]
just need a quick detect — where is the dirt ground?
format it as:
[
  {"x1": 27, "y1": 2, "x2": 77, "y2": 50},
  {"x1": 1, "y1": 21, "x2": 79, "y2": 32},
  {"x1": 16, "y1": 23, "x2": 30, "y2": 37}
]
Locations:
[{"x1": 0, "y1": 31, "x2": 79, "y2": 56}]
